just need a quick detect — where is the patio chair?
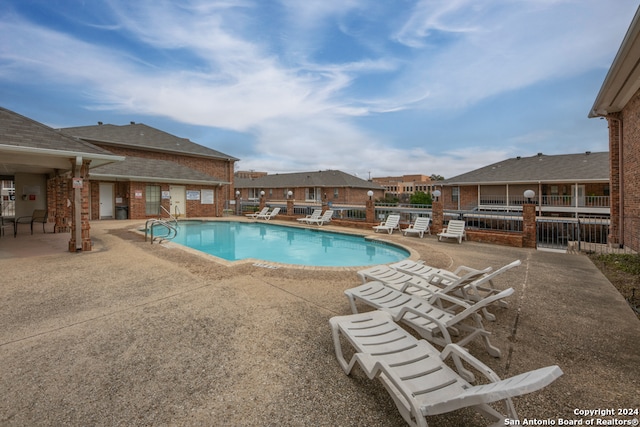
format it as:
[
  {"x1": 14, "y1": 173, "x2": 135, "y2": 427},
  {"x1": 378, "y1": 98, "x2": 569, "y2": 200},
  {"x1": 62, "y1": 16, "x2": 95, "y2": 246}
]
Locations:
[
  {"x1": 329, "y1": 310, "x2": 563, "y2": 427},
  {"x1": 256, "y1": 207, "x2": 280, "y2": 220},
  {"x1": 402, "y1": 216, "x2": 431, "y2": 238},
  {"x1": 305, "y1": 209, "x2": 333, "y2": 226},
  {"x1": 246, "y1": 207, "x2": 268, "y2": 219},
  {"x1": 373, "y1": 214, "x2": 400, "y2": 234},
  {"x1": 1, "y1": 216, "x2": 13, "y2": 238},
  {"x1": 14, "y1": 209, "x2": 49, "y2": 237},
  {"x1": 296, "y1": 209, "x2": 322, "y2": 223},
  {"x1": 437, "y1": 219, "x2": 466, "y2": 243},
  {"x1": 344, "y1": 281, "x2": 515, "y2": 357},
  {"x1": 358, "y1": 260, "x2": 521, "y2": 321}
]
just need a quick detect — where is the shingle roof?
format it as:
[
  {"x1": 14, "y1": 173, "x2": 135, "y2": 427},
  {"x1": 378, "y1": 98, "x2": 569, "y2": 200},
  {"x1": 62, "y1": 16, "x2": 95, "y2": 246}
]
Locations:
[
  {"x1": 235, "y1": 170, "x2": 384, "y2": 189},
  {"x1": 0, "y1": 107, "x2": 118, "y2": 157},
  {"x1": 90, "y1": 156, "x2": 229, "y2": 185},
  {"x1": 61, "y1": 123, "x2": 239, "y2": 161},
  {"x1": 442, "y1": 152, "x2": 609, "y2": 185}
]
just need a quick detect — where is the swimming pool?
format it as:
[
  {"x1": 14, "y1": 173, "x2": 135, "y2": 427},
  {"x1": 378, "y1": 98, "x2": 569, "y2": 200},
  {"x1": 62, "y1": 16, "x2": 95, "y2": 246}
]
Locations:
[{"x1": 164, "y1": 221, "x2": 410, "y2": 267}]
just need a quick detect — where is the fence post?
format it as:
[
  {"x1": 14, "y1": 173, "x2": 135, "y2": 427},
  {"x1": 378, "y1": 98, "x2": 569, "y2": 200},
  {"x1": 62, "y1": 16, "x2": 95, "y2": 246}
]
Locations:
[
  {"x1": 366, "y1": 199, "x2": 375, "y2": 223},
  {"x1": 432, "y1": 199, "x2": 444, "y2": 235},
  {"x1": 522, "y1": 204, "x2": 537, "y2": 248},
  {"x1": 287, "y1": 198, "x2": 294, "y2": 216}
]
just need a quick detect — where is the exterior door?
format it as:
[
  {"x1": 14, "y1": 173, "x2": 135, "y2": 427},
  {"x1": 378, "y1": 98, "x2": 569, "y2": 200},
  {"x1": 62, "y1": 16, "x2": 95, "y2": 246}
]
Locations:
[
  {"x1": 170, "y1": 185, "x2": 186, "y2": 217},
  {"x1": 572, "y1": 185, "x2": 586, "y2": 207},
  {"x1": 99, "y1": 183, "x2": 114, "y2": 219}
]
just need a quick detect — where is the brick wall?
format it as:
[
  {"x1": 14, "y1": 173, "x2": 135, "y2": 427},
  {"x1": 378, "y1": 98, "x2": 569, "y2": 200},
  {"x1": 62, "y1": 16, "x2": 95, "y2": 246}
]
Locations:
[
  {"x1": 87, "y1": 145, "x2": 234, "y2": 220},
  {"x1": 620, "y1": 88, "x2": 640, "y2": 251}
]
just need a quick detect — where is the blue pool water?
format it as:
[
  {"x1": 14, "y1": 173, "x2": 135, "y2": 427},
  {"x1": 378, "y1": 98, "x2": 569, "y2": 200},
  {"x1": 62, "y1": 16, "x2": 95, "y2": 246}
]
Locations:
[{"x1": 164, "y1": 221, "x2": 409, "y2": 267}]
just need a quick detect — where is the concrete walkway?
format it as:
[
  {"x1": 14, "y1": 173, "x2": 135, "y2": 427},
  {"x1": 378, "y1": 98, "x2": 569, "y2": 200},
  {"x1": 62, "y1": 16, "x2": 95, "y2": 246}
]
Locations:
[{"x1": 0, "y1": 219, "x2": 638, "y2": 426}]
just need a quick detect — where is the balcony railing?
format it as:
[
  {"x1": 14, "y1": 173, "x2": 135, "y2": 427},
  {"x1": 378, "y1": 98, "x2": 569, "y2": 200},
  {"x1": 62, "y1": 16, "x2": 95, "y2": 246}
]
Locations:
[{"x1": 479, "y1": 195, "x2": 610, "y2": 208}]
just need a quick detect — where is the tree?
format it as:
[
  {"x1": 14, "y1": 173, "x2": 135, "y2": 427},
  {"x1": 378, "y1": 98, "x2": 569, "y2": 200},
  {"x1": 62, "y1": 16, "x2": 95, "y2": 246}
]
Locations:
[
  {"x1": 410, "y1": 191, "x2": 432, "y2": 205},
  {"x1": 430, "y1": 174, "x2": 445, "y2": 181}
]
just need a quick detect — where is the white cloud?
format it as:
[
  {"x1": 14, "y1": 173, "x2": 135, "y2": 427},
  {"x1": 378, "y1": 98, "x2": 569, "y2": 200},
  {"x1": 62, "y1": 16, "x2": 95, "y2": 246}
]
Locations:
[{"x1": 0, "y1": 0, "x2": 636, "y2": 180}]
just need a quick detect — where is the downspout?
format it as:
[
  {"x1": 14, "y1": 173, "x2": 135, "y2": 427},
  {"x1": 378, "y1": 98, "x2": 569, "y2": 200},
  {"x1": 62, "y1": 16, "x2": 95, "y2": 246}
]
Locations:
[{"x1": 74, "y1": 156, "x2": 82, "y2": 251}]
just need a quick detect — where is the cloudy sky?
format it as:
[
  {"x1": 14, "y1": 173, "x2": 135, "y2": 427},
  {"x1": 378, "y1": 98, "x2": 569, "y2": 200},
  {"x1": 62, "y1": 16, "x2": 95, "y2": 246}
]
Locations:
[{"x1": 1, "y1": 1, "x2": 637, "y2": 179}]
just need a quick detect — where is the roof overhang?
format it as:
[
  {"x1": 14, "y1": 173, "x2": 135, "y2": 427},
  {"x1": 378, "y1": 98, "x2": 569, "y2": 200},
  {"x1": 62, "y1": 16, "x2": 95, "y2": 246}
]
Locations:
[
  {"x1": 0, "y1": 144, "x2": 125, "y2": 175},
  {"x1": 89, "y1": 172, "x2": 230, "y2": 186},
  {"x1": 589, "y1": 7, "x2": 640, "y2": 117}
]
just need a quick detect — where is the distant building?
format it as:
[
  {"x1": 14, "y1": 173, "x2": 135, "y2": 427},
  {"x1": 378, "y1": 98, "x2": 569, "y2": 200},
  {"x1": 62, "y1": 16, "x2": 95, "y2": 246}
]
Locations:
[
  {"x1": 590, "y1": 6, "x2": 640, "y2": 251},
  {"x1": 235, "y1": 170, "x2": 384, "y2": 205},
  {"x1": 235, "y1": 170, "x2": 267, "y2": 179},
  {"x1": 437, "y1": 152, "x2": 610, "y2": 216},
  {"x1": 371, "y1": 174, "x2": 433, "y2": 200}
]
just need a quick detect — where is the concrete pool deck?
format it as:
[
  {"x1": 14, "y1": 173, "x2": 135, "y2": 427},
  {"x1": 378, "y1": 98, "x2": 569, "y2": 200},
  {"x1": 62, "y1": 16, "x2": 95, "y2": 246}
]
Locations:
[{"x1": 0, "y1": 218, "x2": 638, "y2": 426}]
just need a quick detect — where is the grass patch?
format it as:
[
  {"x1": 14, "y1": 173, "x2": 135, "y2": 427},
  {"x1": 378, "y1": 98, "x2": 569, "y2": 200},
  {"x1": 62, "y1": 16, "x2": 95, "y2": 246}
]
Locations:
[{"x1": 589, "y1": 253, "x2": 640, "y2": 320}]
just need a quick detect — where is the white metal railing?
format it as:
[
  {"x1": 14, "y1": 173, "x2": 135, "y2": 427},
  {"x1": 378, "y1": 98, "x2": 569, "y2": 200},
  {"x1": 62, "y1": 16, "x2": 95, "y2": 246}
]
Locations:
[{"x1": 480, "y1": 195, "x2": 610, "y2": 208}]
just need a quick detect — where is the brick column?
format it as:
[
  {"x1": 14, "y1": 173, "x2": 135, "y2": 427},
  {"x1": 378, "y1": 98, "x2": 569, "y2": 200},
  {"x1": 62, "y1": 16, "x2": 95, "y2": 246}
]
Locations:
[
  {"x1": 431, "y1": 198, "x2": 444, "y2": 235},
  {"x1": 259, "y1": 193, "x2": 266, "y2": 210},
  {"x1": 522, "y1": 204, "x2": 537, "y2": 248},
  {"x1": 68, "y1": 159, "x2": 92, "y2": 252},
  {"x1": 366, "y1": 199, "x2": 375, "y2": 223},
  {"x1": 607, "y1": 115, "x2": 621, "y2": 246},
  {"x1": 287, "y1": 198, "x2": 294, "y2": 216}
]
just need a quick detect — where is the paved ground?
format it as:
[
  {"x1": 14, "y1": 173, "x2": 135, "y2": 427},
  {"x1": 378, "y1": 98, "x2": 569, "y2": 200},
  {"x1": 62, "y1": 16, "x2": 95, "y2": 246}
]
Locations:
[{"x1": 0, "y1": 219, "x2": 638, "y2": 426}]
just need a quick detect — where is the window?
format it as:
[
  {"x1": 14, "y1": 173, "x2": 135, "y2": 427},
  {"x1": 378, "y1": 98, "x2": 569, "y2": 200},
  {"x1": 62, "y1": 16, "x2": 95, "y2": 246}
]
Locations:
[
  {"x1": 146, "y1": 185, "x2": 161, "y2": 215},
  {"x1": 333, "y1": 188, "x2": 339, "y2": 199},
  {"x1": 305, "y1": 187, "x2": 318, "y2": 201},
  {"x1": 451, "y1": 187, "x2": 459, "y2": 203}
]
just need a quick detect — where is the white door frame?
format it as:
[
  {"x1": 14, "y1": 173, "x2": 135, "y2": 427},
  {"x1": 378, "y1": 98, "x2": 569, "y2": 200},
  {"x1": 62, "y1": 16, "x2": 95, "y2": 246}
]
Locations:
[
  {"x1": 169, "y1": 185, "x2": 186, "y2": 218},
  {"x1": 99, "y1": 183, "x2": 114, "y2": 219}
]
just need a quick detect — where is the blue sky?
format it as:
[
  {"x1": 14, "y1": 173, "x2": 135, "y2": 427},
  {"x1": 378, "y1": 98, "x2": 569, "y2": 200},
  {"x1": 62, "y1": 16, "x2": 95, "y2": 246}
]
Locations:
[{"x1": 1, "y1": 1, "x2": 637, "y2": 179}]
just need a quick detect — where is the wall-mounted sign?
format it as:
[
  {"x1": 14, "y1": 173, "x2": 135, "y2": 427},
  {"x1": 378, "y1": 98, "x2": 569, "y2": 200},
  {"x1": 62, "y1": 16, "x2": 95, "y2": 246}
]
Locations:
[
  {"x1": 135, "y1": 190, "x2": 143, "y2": 199},
  {"x1": 201, "y1": 189, "x2": 214, "y2": 204},
  {"x1": 72, "y1": 178, "x2": 83, "y2": 189},
  {"x1": 162, "y1": 191, "x2": 170, "y2": 199},
  {"x1": 186, "y1": 190, "x2": 200, "y2": 201}
]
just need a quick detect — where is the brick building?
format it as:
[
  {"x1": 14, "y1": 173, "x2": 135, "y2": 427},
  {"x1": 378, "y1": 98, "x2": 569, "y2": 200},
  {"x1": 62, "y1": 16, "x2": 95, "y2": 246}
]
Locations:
[
  {"x1": 371, "y1": 174, "x2": 433, "y2": 200},
  {"x1": 590, "y1": 6, "x2": 640, "y2": 251},
  {"x1": 437, "y1": 152, "x2": 610, "y2": 217},
  {"x1": 234, "y1": 170, "x2": 384, "y2": 205},
  {"x1": 61, "y1": 123, "x2": 237, "y2": 220}
]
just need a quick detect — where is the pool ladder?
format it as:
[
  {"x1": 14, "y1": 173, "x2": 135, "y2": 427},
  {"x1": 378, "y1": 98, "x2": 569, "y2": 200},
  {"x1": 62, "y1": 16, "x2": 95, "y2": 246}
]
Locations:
[{"x1": 145, "y1": 207, "x2": 179, "y2": 244}]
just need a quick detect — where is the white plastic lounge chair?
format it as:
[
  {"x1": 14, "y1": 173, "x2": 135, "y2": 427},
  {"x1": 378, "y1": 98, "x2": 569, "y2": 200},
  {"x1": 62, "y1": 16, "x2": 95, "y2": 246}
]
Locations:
[
  {"x1": 402, "y1": 217, "x2": 431, "y2": 238},
  {"x1": 373, "y1": 214, "x2": 400, "y2": 234},
  {"x1": 246, "y1": 207, "x2": 268, "y2": 219},
  {"x1": 329, "y1": 310, "x2": 563, "y2": 427},
  {"x1": 297, "y1": 209, "x2": 322, "y2": 223},
  {"x1": 358, "y1": 260, "x2": 521, "y2": 321},
  {"x1": 390, "y1": 259, "x2": 489, "y2": 283},
  {"x1": 344, "y1": 281, "x2": 515, "y2": 357},
  {"x1": 305, "y1": 209, "x2": 333, "y2": 226},
  {"x1": 437, "y1": 219, "x2": 466, "y2": 243},
  {"x1": 356, "y1": 263, "x2": 492, "y2": 300},
  {"x1": 256, "y1": 207, "x2": 280, "y2": 220}
]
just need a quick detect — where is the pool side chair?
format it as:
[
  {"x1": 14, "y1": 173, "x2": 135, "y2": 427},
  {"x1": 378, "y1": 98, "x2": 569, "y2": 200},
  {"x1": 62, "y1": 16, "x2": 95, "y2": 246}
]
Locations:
[
  {"x1": 373, "y1": 214, "x2": 401, "y2": 234},
  {"x1": 344, "y1": 281, "x2": 515, "y2": 357},
  {"x1": 329, "y1": 310, "x2": 563, "y2": 427},
  {"x1": 297, "y1": 209, "x2": 322, "y2": 223},
  {"x1": 305, "y1": 209, "x2": 333, "y2": 226},
  {"x1": 437, "y1": 220, "x2": 466, "y2": 243},
  {"x1": 402, "y1": 217, "x2": 431, "y2": 238},
  {"x1": 14, "y1": 209, "x2": 50, "y2": 237},
  {"x1": 246, "y1": 207, "x2": 269, "y2": 219},
  {"x1": 390, "y1": 260, "x2": 490, "y2": 283},
  {"x1": 356, "y1": 263, "x2": 491, "y2": 302},
  {"x1": 256, "y1": 207, "x2": 280, "y2": 220}
]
